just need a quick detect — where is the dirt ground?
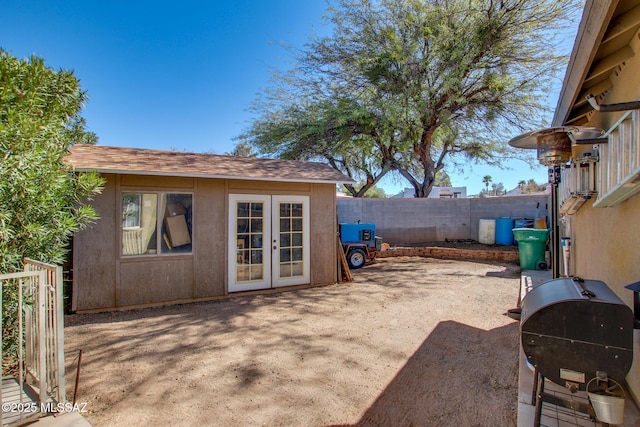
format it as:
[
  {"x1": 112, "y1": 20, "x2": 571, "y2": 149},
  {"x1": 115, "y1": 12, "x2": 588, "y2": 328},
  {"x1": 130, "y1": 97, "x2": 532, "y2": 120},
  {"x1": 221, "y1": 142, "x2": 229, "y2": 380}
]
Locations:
[{"x1": 64, "y1": 257, "x2": 522, "y2": 427}]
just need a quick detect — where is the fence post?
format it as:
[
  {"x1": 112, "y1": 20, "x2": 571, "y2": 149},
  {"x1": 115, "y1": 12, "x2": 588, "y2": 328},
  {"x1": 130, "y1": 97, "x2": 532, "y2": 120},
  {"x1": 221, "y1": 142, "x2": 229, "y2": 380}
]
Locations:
[{"x1": 55, "y1": 265, "x2": 66, "y2": 403}]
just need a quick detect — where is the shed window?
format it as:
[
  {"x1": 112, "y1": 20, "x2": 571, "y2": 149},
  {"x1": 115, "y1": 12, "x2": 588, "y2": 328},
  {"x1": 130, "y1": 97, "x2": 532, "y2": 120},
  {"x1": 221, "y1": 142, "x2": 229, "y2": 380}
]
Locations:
[{"x1": 121, "y1": 192, "x2": 193, "y2": 256}]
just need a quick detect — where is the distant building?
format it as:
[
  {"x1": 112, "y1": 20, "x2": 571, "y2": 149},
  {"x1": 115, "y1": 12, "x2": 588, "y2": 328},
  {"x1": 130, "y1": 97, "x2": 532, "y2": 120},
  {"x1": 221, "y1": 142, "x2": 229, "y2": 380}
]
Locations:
[{"x1": 391, "y1": 186, "x2": 467, "y2": 199}]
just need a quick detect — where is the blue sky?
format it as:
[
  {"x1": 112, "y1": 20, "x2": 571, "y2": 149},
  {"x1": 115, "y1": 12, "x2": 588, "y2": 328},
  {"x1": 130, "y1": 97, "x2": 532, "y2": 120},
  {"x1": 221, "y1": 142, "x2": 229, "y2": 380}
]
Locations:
[{"x1": 2, "y1": 1, "x2": 577, "y2": 196}]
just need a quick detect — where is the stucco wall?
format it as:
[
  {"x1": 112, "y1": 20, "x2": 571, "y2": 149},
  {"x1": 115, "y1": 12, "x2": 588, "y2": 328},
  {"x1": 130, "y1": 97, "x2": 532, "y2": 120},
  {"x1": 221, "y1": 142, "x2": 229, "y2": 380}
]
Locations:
[
  {"x1": 337, "y1": 195, "x2": 549, "y2": 244},
  {"x1": 73, "y1": 174, "x2": 118, "y2": 311},
  {"x1": 193, "y1": 178, "x2": 226, "y2": 297},
  {"x1": 310, "y1": 184, "x2": 338, "y2": 285},
  {"x1": 566, "y1": 43, "x2": 640, "y2": 401}
]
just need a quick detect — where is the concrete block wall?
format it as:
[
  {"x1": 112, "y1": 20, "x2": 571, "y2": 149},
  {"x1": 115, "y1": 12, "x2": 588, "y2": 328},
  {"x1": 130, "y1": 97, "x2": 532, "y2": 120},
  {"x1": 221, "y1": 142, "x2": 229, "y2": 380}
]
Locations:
[{"x1": 337, "y1": 194, "x2": 549, "y2": 244}]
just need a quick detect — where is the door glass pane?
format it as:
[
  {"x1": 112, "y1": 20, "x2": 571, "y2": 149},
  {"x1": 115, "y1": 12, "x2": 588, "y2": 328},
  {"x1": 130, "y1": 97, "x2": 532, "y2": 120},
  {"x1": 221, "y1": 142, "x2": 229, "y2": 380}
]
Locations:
[
  {"x1": 278, "y1": 201, "x2": 304, "y2": 279},
  {"x1": 237, "y1": 219, "x2": 249, "y2": 234},
  {"x1": 251, "y1": 249, "x2": 263, "y2": 264},
  {"x1": 237, "y1": 203, "x2": 249, "y2": 218},
  {"x1": 237, "y1": 265, "x2": 250, "y2": 281},
  {"x1": 250, "y1": 219, "x2": 262, "y2": 232},
  {"x1": 250, "y1": 267, "x2": 263, "y2": 280},
  {"x1": 291, "y1": 262, "x2": 303, "y2": 277},
  {"x1": 280, "y1": 263, "x2": 292, "y2": 278},
  {"x1": 236, "y1": 201, "x2": 264, "y2": 282}
]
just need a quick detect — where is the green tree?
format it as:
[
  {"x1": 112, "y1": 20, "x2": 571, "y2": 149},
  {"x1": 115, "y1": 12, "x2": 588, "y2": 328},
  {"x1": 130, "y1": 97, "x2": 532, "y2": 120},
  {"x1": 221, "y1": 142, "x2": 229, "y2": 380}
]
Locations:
[
  {"x1": 522, "y1": 178, "x2": 545, "y2": 193},
  {"x1": 224, "y1": 141, "x2": 257, "y2": 157},
  {"x1": 434, "y1": 170, "x2": 452, "y2": 187},
  {"x1": 240, "y1": 0, "x2": 578, "y2": 197},
  {"x1": 482, "y1": 175, "x2": 492, "y2": 193},
  {"x1": 339, "y1": 181, "x2": 387, "y2": 198},
  {"x1": 360, "y1": 184, "x2": 387, "y2": 198},
  {"x1": 1, "y1": 50, "x2": 104, "y2": 370}
]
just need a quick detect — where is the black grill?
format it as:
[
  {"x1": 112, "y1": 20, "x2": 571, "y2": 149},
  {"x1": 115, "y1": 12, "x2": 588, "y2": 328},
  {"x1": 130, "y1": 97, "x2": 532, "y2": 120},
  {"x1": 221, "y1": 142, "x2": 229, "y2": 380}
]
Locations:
[{"x1": 521, "y1": 277, "x2": 634, "y2": 391}]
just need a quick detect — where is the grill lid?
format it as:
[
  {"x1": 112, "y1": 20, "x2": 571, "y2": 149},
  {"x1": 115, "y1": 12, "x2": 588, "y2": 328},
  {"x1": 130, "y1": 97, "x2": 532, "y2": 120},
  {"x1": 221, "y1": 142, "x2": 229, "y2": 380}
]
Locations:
[{"x1": 521, "y1": 277, "x2": 634, "y2": 390}]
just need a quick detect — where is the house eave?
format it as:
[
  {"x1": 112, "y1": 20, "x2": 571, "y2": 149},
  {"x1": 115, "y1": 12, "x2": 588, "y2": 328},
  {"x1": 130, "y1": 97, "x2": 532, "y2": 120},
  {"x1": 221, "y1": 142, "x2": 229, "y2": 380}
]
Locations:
[
  {"x1": 553, "y1": 0, "x2": 619, "y2": 127},
  {"x1": 71, "y1": 167, "x2": 355, "y2": 185}
]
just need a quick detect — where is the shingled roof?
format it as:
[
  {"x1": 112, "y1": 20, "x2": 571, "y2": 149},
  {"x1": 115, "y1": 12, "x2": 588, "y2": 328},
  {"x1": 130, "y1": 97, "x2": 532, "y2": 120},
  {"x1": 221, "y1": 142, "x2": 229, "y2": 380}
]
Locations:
[{"x1": 67, "y1": 145, "x2": 354, "y2": 184}]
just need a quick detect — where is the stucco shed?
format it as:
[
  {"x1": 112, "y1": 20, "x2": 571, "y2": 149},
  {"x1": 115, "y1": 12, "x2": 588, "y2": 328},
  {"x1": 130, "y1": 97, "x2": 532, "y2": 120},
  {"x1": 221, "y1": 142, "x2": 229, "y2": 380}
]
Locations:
[{"x1": 68, "y1": 145, "x2": 353, "y2": 312}]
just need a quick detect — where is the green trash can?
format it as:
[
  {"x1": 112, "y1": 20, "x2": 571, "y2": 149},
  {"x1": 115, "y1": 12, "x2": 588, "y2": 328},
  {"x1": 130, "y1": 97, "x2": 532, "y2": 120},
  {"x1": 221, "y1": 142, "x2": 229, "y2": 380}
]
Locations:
[{"x1": 512, "y1": 228, "x2": 549, "y2": 270}]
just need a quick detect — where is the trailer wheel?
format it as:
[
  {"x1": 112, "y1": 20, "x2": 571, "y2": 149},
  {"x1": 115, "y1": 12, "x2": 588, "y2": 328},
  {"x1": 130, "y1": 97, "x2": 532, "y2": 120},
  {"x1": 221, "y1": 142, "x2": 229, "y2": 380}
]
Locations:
[{"x1": 347, "y1": 249, "x2": 367, "y2": 269}]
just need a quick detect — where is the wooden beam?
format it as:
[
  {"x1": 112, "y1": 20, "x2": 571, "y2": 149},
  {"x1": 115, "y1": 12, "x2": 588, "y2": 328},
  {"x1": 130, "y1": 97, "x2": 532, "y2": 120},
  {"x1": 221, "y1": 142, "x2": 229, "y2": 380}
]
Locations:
[
  {"x1": 602, "y1": 4, "x2": 640, "y2": 45},
  {"x1": 337, "y1": 237, "x2": 352, "y2": 282},
  {"x1": 568, "y1": 102, "x2": 598, "y2": 123},
  {"x1": 575, "y1": 79, "x2": 613, "y2": 107},
  {"x1": 584, "y1": 46, "x2": 634, "y2": 85}
]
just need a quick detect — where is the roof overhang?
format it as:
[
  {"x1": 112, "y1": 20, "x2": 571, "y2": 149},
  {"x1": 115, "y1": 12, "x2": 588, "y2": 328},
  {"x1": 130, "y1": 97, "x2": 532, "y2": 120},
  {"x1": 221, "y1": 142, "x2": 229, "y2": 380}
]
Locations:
[
  {"x1": 67, "y1": 145, "x2": 356, "y2": 185},
  {"x1": 554, "y1": 0, "x2": 640, "y2": 126},
  {"x1": 70, "y1": 167, "x2": 355, "y2": 185}
]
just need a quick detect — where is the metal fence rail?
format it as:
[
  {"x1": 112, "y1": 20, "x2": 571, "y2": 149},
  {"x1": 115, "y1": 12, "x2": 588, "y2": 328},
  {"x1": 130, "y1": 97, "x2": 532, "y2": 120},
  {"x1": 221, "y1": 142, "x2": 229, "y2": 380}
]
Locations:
[
  {"x1": 23, "y1": 258, "x2": 66, "y2": 405},
  {"x1": 1, "y1": 259, "x2": 65, "y2": 425}
]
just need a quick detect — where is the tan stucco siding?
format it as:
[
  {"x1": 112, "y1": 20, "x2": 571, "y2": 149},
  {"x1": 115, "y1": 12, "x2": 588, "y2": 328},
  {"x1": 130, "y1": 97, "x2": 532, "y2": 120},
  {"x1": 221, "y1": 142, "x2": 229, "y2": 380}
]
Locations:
[
  {"x1": 572, "y1": 194, "x2": 640, "y2": 402},
  {"x1": 193, "y1": 178, "x2": 226, "y2": 297},
  {"x1": 571, "y1": 195, "x2": 640, "y2": 302},
  {"x1": 227, "y1": 179, "x2": 311, "y2": 193},
  {"x1": 567, "y1": 35, "x2": 640, "y2": 402},
  {"x1": 73, "y1": 174, "x2": 118, "y2": 310},
  {"x1": 571, "y1": 38, "x2": 640, "y2": 296},
  {"x1": 118, "y1": 257, "x2": 194, "y2": 305},
  {"x1": 119, "y1": 174, "x2": 195, "y2": 189},
  {"x1": 310, "y1": 183, "x2": 338, "y2": 285}
]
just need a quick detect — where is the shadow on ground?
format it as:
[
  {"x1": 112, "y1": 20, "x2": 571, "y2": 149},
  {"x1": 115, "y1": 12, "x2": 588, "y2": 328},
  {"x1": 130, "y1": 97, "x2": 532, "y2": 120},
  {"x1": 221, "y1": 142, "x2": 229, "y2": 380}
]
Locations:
[
  {"x1": 329, "y1": 320, "x2": 519, "y2": 426},
  {"x1": 64, "y1": 257, "x2": 520, "y2": 426}
]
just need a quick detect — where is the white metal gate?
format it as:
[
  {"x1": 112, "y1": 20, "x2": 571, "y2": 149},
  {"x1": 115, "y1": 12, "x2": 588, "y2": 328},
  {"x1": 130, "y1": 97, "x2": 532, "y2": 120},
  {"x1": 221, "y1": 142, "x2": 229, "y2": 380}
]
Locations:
[{"x1": 1, "y1": 259, "x2": 65, "y2": 425}]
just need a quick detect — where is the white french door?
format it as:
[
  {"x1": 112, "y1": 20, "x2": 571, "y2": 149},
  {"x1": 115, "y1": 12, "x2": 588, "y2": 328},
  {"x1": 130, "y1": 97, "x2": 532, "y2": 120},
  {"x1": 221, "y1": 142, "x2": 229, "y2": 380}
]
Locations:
[
  {"x1": 272, "y1": 195, "x2": 310, "y2": 288},
  {"x1": 228, "y1": 194, "x2": 309, "y2": 292}
]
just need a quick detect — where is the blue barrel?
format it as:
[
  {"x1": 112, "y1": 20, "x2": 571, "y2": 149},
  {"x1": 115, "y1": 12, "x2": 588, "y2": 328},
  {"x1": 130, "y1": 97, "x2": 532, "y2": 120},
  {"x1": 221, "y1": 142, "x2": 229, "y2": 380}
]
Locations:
[
  {"x1": 513, "y1": 218, "x2": 534, "y2": 245},
  {"x1": 495, "y1": 217, "x2": 515, "y2": 245}
]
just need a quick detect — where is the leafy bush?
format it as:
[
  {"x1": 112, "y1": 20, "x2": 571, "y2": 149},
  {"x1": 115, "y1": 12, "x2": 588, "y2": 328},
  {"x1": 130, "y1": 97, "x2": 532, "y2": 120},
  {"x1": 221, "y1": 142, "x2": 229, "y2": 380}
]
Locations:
[{"x1": 0, "y1": 50, "x2": 104, "y2": 374}]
